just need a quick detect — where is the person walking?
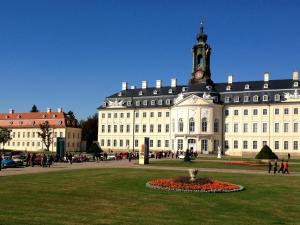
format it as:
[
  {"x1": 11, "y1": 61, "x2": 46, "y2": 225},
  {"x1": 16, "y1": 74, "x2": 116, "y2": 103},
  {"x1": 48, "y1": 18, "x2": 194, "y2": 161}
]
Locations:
[
  {"x1": 283, "y1": 161, "x2": 289, "y2": 174},
  {"x1": 278, "y1": 160, "x2": 284, "y2": 174},
  {"x1": 273, "y1": 160, "x2": 278, "y2": 174},
  {"x1": 268, "y1": 160, "x2": 272, "y2": 173},
  {"x1": 128, "y1": 152, "x2": 132, "y2": 162}
]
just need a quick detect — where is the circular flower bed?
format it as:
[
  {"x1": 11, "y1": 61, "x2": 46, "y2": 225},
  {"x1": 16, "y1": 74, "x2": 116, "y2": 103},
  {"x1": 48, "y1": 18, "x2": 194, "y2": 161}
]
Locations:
[{"x1": 146, "y1": 177, "x2": 244, "y2": 193}]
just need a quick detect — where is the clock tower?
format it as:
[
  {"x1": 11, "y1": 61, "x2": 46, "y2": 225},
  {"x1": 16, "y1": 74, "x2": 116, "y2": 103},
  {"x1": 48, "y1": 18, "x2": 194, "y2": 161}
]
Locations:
[{"x1": 189, "y1": 21, "x2": 212, "y2": 85}]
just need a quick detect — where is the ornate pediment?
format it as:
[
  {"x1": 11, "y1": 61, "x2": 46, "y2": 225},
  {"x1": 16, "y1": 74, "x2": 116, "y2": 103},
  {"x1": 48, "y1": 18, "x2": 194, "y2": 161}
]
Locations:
[
  {"x1": 106, "y1": 99, "x2": 125, "y2": 108},
  {"x1": 283, "y1": 89, "x2": 300, "y2": 102},
  {"x1": 174, "y1": 94, "x2": 213, "y2": 107}
]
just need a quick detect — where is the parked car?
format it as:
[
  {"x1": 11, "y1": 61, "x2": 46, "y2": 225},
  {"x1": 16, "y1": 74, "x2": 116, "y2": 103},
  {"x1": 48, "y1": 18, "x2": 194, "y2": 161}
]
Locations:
[
  {"x1": 178, "y1": 154, "x2": 185, "y2": 159},
  {"x1": 1, "y1": 157, "x2": 17, "y2": 169},
  {"x1": 12, "y1": 155, "x2": 25, "y2": 166},
  {"x1": 107, "y1": 154, "x2": 116, "y2": 160}
]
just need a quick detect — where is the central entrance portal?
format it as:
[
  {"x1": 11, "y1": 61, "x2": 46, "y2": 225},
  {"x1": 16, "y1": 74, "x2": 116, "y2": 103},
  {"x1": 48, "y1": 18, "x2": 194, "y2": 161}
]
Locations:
[{"x1": 188, "y1": 139, "x2": 196, "y2": 153}]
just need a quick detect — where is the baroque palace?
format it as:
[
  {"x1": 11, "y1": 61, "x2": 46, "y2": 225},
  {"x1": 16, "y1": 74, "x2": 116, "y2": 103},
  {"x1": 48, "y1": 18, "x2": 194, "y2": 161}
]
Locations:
[
  {"x1": 98, "y1": 23, "x2": 300, "y2": 157},
  {"x1": 0, "y1": 108, "x2": 82, "y2": 153}
]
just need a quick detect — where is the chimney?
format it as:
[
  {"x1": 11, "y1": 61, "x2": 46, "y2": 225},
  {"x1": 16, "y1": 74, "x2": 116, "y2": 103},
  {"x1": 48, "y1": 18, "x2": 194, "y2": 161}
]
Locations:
[
  {"x1": 57, "y1": 107, "x2": 62, "y2": 113},
  {"x1": 227, "y1": 74, "x2": 233, "y2": 84},
  {"x1": 156, "y1": 80, "x2": 162, "y2": 89},
  {"x1": 9, "y1": 109, "x2": 14, "y2": 114},
  {"x1": 47, "y1": 107, "x2": 51, "y2": 113},
  {"x1": 121, "y1": 82, "x2": 128, "y2": 91},
  {"x1": 142, "y1": 80, "x2": 148, "y2": 89},
  {"x1": 171, "y1": 78, "x2": 177, "y2": 88},
  {"x1": 293, "y1": 71, "x2": 299, "y2": 80},
  {"x1": 130, "y1": 85, "x2": 136, "y2": 90},
  {"x1": 264, "y1": 72, "x2": 269, "y2": 82}
]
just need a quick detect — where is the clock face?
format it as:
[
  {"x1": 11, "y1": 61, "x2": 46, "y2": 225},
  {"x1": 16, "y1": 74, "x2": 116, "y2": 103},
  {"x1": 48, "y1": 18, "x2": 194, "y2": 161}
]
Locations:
[{"x1": 195, "y1": 70, "x2": 203, "y2": 79}]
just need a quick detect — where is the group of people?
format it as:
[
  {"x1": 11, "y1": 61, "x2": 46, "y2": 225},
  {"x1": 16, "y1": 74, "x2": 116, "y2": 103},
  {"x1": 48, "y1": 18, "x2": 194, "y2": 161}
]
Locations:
[
  {"x1": 65, "y1": 152, "x2": 73, "y2": 164},
  {"x1": 268, "y1": 159, "x2": 289, "y2": 174}
]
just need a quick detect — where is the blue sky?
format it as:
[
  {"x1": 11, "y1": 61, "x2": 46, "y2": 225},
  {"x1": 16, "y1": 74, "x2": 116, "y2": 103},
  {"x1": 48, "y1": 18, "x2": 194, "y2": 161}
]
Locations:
[{"x1": 0, "y1": 0, "x2": 299, "y2": 119}]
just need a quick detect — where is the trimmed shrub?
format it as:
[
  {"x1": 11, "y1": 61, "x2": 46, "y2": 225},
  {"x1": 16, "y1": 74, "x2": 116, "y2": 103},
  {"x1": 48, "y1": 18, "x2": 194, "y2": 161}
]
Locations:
[
  {"x1": 255, "y1": 145, "x2": 278, "y2": 159},
  {"x1": 87, "y1": 143, "x2": 102, "y2": 154}
]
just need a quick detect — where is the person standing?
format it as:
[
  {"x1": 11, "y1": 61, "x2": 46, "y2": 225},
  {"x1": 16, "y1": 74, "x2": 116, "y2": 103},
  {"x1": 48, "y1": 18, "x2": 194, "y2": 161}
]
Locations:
[
  {"x1": 283, "y1": 161, "x2": 289, "y2": 174},
  {"x1": 268, "y1": 160, "x2": 272, "y2": 173},
  {"x1": 68, "y1": 153, "x2": 72, "y2": 164},
  {"x1": 273, "y1": 160, "x2": 278, "y2": 174},
  {"x1": 128, "y1": 152, "x2": 132, "y2": 162}
]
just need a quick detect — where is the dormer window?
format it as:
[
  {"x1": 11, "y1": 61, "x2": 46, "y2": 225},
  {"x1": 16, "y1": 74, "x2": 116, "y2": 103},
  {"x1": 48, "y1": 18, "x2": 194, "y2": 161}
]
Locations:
[
  {"x1": 206, "y1": 85, "x2": 212, "y2": 90},
  {"x1": 294, "y1": 82, "x2": 299, "y2": 87},
  {"x1": 42, "y1": 114, "x2": 47, "y2": 118},
  {"x1": 274, "y1": 94, "x2": 280, "y2": 101},
  {"x1": 19, "y1": 121, "x2": 23, "y2": 125},
  {"x1": 143, "y1": 100, "x2": 148, "y2": 106},
  {"x1": 5, "y1": 115, "x2": 9, "y2": 119},
  {"x1": 52, "y1": 114, "x2": 57, "y2": 118},
  {"x1": 234, "y1": 96, "x2": 240, "y2": 103},
  {"x1": 58, "y1": 120, "x2": 63, "y2": 125},
  {"x1": 118, "y1": 92, "x2": 122, "y2": 97},
  {"x1": 263, "y1": 95, "x2": 269, "y2": 102},
  {"x1": 213, "y1": 96, "x2": 219, "y2": 102},
  {"x1": 153, "y1": 90, "x2": 158, "y2": 95},
  {"x1": 263, "y1": 83, "x2": 268, "y2": 89},
  {"x1": 182, "y1": 87, "x2": 188, "y2": 92},
  {"x1": 151, "y1": 100, "x2": 155, "y2": 106},
  {"x1": 103, "y1": 102, "x2": 107, "y2": 107},
  {"x1": 17, "y1": 115, "x2": 21, "y2": 119},
  {"x1": 9, "y1": 121, "x2": 13, "y2": 125},
  {"x1": 244, "y1": 96, "x2": 250, "y2": 102},
  {"x1": 127, "y1": 101, "x2": 132, "y2": 106},
  {"x1": 139, "y1": 91, "x2": 143, "y2": 96},
  {"x1": 32, "y1": 121, "x2": 36, "y2": 126},
  {"x1": 168, "y1": 89, "x2": 173, "y2": 94},
  {"x1": 225, "y1": 97, "x2": 230, "y2": 103},
  {"x1": 226, "y1": 85, "x2": 231, "y2": 91},
  {"x1": 158, "y1": 99, "x2": 163, "y2": 105},
  {"x1": 136, "y1": 101, "x2": 140, "y2": 106},
  {"x1": 245, "y1": 84, "x2": 250, "y2": 90},
  {"x1": 166, "y1": 99, "x2": 171, "y2": 105},
  {"x1": 253, "y1": 95, "x2": 259, "y2": 102}
]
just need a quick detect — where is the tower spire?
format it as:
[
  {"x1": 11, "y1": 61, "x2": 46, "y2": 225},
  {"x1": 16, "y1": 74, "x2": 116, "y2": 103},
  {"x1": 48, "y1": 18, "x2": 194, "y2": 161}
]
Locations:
[{"x1": 200, "y1": 18, "x2": 204, "y2": 33}]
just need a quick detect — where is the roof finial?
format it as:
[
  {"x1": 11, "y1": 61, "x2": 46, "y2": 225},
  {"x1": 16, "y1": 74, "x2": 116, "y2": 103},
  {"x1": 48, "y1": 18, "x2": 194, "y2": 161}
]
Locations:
[{"x1": 200, "y1": 17, "x2": 204, "y2": 33}]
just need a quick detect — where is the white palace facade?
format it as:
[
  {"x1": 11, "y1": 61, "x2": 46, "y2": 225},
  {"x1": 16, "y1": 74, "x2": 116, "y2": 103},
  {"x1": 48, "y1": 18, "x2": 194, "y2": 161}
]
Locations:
[{"x1": 98, "y1": 23, "x2": 300, "y2": 158}]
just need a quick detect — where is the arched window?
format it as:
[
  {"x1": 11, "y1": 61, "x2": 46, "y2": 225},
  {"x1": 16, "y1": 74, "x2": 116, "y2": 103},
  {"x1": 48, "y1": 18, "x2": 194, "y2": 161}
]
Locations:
[
  {"x1": 189, "y1": 118, "x2": 195, "y2": 132},
  {"x1": 178, "y1": 118, "x2": 184, "y2": 132},
  {"x1": 214, "y1": 119, "x2": 219, "y2": 133},
  {"x1": 201, "y1": 117, "x2": 207, "y2": 132}
]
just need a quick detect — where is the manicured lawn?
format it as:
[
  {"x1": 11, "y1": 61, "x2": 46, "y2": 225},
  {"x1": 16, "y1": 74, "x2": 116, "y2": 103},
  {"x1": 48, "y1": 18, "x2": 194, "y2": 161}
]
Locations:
[
  {"x1": 148, "y1": 159, "x2": 300, "y2": 172},
  {"x1": 0, "y1": 168, "x2": 299, "y2": 225}
]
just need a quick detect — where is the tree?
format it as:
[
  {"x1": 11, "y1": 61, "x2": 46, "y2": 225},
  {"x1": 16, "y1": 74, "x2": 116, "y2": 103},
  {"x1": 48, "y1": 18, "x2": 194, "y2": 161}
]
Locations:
[
  {"x1": 38, "y1": 121, "x2": 52, "y2": 151},
  {"x1": 255, "y1": 145, "x2": 278, "y2": 159},
  {"x1": 0, "y1": 127, "x2": 12, "y2": 151},
  {"x1": 79, "y1": 113, "x2": 98, "y2": 151},
  {"x1": 87, "y1": 143, "x2": 102, "y2": 154},
  {"x1": 66, "y1": 111, "x2": 75, "y2": 119},
  {"x1": 30, "y1": 104, "x2": 39, "y2": 112}
]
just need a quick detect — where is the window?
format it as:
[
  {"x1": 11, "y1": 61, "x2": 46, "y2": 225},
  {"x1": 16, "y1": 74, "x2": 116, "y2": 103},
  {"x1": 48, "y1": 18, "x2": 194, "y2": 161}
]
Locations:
[
  {"x1": 275, "y1": 123, "x2": 279, "y2": 133},
  {"x1": 225, "y1": 140, "x2": 229, "y2": 149},
  {"x1": 243, "y1": 123, "x2": 248, "y2": 133},
  {"x1": 234, "y1": 140, "x2": 238, "y2": 149},
  {"x1": 284, "y1": 141, "x2": 288, "y2": 150},
  {"x1": 126, "y1": 140, "x2": 130, "y2": 147},
  {"x1": 166, "y1": 112, "x2": 170, "y2": 117},
  {"x1": 234, "y1": 96, "x2": 240, "y2": 102},
  {"x1": 214, "y1": 119, "x2": 219, "y2": 133},
  {"x1": 253, "y1": 95, "x2": 259, "y2": 102},
  {"x1": 263, "y1": 95, "x2": 269, "y2": 101},
  {"x1": 143, "y1": 125, "x2": 146, "y2": 133},
  {"x1": 108, "y1": 113, "x2": 111, "y2": 118},
  {"x1": 243, "y1": 141, "x2": 248, "y2": 149},
  {"x1": 120, "y1": 113, "x2": 124, "y2": 118},
  {"x1": 253, "y1": 123, "x2": 258, "y2": 133},
  {"x1": 294, "y1": 141, "x2": 298, "y2": 150},
  {"x1": 284, "y1": 123, "x2": 289, "y2": 133},
  {"x1": 264, "y1": 83, "x2": 268, "y2": 89},
  {"x1": 150, "y1": 124, "x2": 154, "y2": 133},
  {"x1": 158, "y1": 99, "x2": 162, "y2": 105},
  {"x1": 244, "y1": 96, "x2": 250, "y2": 102},
  {"x1": 158, "y1": 124, "x2": 161, "y2": 133},
  {"x1": 201, "y1": 118, "x2": 207, "y2": 132},
  {"x1": 135, "y1": 140, "x2": 139, "y2": 147},
  {"x1": 120, "y1": 140, "x2": 123, "y2": 147},
  {"x1": 165, "y1": 140, "x2": 169, "y2": 148},
  {"x1": 101, "y1": 139, "x2": 104, "y2": 146},
  {"x1": 127, "y1": 101, "x2": 132, "y2": 106},
  {"x1": 275, "y1": 141, "x2": 279, "y2": 150},
  {"x1": 225, "y1": 97, "x2": 230, "y2": 103},
  {"x1": 253, "y1": 109, "x2": 258, "y2": 115},
  {"x1": 114, "y1": 125, "x2": 117, "y2": 133},
  {"x1": 244, "y1": 109, "x2": 248, "y2": 115},
  {"x1": 224, "y1": 124, "x2": 229, "y2": 133},
  {"x1": 102, "y1": 113, "x2": 105, "y2": 118},
  {"x1": 166, "y1": 124, "x2": 170, "y2": 132},
  {"x1": 135, "y1": 112, "x2": 139, "y2": 118},
  {"x1": 225, "y1": 110, "x2": 229, "y2": 116},
  {"x1": 226, "y1": 85, "x2": 231, "y2": 91},
  {"x1": 252, "y1": 141, "x2": 257, "y2": 150},
  {"x1": 153, "y1": 90, "x2": 158, "y2": 95},
  {"x1": 294, "y1": 123, "x2": 298, "y2": 133},
  {"x1": 150, "y1": 140, "x2": 153, "y2": 147},
  {"x1": 107, "y1": 140, "x2": 111, "y2": 147},
  {"x1": 143, "y1": 100, "x2": 147, "y2": 106},
  {"x1": 245, "y1": 84, "x2": 250, "y2": 90},
  {"x1": 262, "y1": 123, "x2": 268, "y2": 133},
  {"x1": 274, "y1": 94, "x2": 280, "y2": 101},
  {"x1": 139, "y1": 91, "x2": 143, "y2": 96},
  {"x1": 101, "y1": 125, "x2": 105, "y2": 133},
  {"x1": 177, "y1": 139, "x2": 183, "y2": 151},
  {"x1": 158, "y1": 112, "x2": 162, "y2": 117},
  {"x1": 150, "y1": 112, "x2": 154, "y2": 117},
  {"x1": 108, "y1": 125, "x2": 111, "y2": 133},
  {"x1": 275, "y1": 108, "x2": 279, "y2": 115},
  {"x1": 294, "y1": 82, "x2": 299, "y2": 87},
  {"x1": 120, "y1": 125, "x2": 124, "y2": 133},
  {"x1": 136, "y1": 101, "x2": 140, "y2": 106},
  {"x1": 135, "y1": 124, "x2": 139, "y2": 133},
  {"x1": 143, "y1": 112, "x2": 147, "y2": 118},
  {"x1": 127, "y1": 113, "x2": 130, "y2": 118},
  {"x1": 234, "y1": 123, "x2": 239, "y2": 133},
  {"x1": 126, "y1": 125, "x2": 130, "y2": 132},
  {"x1": 178, "y1": 118, "x2": 184, "y2": 132},
  {"x1": 262, "y1": 141, "x2": 267, "y2": 147},
  {"x1": 114, "y1": 113, "x2": 117, "y2": 118},
  {"x1": 234, "y1": 110, "x2": 239, "y2": 115},
  {"x1": 294, "y1": 108, "x2": 298, "y2": 114},
  {"x1": 166, "y1": 99, "x2": 171, "y2": 105},
  {"x1": 263, "y1": 109, "x2": 268, "y2": 115},
  {"x1": 151, "y1": 100, "x2": 155, "y2": 106},
  {"x1": 189, "y1": 118, "x2": 195, "y2": 132},
  {"x1": 284, "y1": 108, "x2": 289, "y2": 115},
  {"x1": 157, "y1": 140, "x2": 161, "y2": 147},
  {"x1": 113, "y1": 140, "x2": 117, "y2": 147}
]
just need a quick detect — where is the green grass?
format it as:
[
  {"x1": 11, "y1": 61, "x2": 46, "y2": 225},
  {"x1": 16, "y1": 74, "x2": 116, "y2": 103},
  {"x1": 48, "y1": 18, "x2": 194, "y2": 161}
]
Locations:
[
  {"x1": 0, "y1": 168, "x2": 300, "y2": 225},
  {"x1": 148, "y1": 159, "x2": 300, "y2": 172}
]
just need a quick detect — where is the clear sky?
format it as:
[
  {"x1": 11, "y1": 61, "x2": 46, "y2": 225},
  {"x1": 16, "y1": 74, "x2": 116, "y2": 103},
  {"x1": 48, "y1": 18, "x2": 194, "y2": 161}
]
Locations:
[{"x1": 0, "y1": 0, "x2": 299, "y2": 119}]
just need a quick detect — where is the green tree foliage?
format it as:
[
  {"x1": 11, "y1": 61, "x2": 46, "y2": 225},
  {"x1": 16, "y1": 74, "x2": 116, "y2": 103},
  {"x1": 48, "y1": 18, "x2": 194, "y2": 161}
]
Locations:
[
  {"x1": 79, "y1": 113, "x2": 98, "y2": 151},
  {"x1": 38, "y1": 121, "x2": 52, "y2": 151},
  {"x1": 87, "y1": 143, "x2": 102, "y2": 154},
  {"x1": 184, "y1": 149, "x2": 191, "y2": 162},
  {"x1": 0, "y1": 127, "x2": 12, "y2": 150},
  {"x1": 255, "y1": 145, "x2": 278, "y2": 159},
  {"x1": 30, "y1": 104, "x2": 39, "y2": 112}
]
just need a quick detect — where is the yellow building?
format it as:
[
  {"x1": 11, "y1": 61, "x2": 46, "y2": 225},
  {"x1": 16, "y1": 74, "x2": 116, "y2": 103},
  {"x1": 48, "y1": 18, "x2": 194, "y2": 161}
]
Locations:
[
  {"x1": 0, "y1": 108, "x2": 82, "y2": 153},
  {"x1": 98, "y1": 23, "x2": 300, "y2": 158}
]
